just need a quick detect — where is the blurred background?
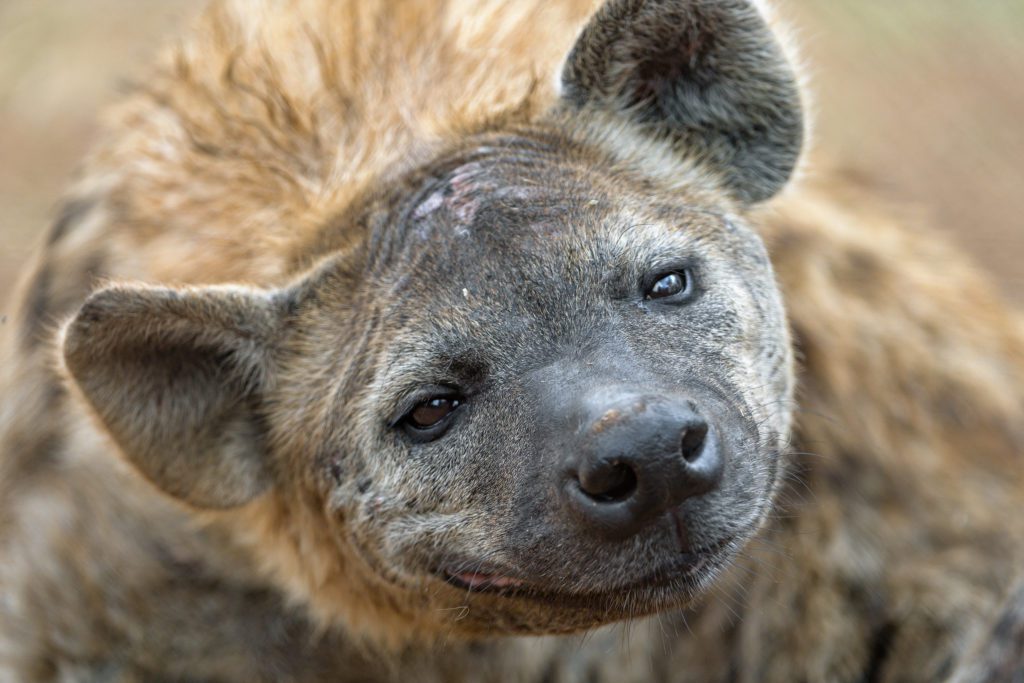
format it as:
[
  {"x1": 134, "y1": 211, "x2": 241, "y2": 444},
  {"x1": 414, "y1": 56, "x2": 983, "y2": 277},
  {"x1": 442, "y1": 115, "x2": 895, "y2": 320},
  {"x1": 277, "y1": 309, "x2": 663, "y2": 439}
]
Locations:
[{"x1": 1, "y1": 0, "x2": 1021, "y2": 301}]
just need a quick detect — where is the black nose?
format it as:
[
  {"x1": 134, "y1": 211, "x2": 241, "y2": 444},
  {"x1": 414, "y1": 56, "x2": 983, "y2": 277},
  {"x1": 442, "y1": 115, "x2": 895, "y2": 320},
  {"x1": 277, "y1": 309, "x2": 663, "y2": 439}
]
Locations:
[{"x1": 562, "y1": 391, "x2": 724, "y2": 540}]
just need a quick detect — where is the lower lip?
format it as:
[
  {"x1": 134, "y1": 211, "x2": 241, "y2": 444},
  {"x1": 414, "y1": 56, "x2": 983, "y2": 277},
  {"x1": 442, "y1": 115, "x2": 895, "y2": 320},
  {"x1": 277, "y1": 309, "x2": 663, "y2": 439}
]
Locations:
[
  {"x1": 447, "y1": 572, "x2": 526, "y2": 590},
  {"x1": 443, "y1": 552, "x2": 710, "y2": 595}
]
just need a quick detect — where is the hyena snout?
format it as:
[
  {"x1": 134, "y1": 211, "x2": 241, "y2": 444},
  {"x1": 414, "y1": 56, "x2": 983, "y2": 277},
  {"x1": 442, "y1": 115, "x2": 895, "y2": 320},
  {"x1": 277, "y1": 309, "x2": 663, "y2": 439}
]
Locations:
[{"x1": 561, "y1": 389, "x2": 724, "y2": 542}]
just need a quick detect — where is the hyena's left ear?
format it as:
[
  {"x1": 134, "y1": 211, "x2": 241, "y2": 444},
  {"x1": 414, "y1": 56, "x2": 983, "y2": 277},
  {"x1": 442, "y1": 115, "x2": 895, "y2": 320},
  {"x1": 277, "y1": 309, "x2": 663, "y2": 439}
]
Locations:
[
  {"x1": 559, "y1": 0, "x2": 803, "y2": 204},
  {"x1": 61, "y1": 284, "x2": 292, "y2": 509}
]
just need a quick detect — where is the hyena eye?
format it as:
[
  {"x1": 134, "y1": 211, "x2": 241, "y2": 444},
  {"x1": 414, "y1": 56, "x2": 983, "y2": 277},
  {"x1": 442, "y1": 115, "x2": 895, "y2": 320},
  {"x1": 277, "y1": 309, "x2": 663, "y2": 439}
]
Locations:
[
  {"x1": 401, "y1": 394, "x2": 464, "y2": 442},
  {"x1": 645, "y1": 269, "x2": 694, "y2": 301},
  {"x1": 410, "y1": 398, "x2": 461, "y2": 427}
]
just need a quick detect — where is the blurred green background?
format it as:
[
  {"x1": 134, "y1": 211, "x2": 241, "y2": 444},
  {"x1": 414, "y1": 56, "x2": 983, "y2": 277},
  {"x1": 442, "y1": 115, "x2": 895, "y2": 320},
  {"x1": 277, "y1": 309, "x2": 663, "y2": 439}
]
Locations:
[{"x1": 1, "y1": 0, "x2": 1022, "y2": 301}]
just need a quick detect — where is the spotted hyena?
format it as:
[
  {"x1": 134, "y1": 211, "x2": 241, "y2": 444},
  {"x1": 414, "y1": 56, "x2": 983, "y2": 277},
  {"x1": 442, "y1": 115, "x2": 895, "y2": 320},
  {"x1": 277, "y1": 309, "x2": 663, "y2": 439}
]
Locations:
[{"x1": 1, "y1": 0, "x2": 1023, "y2": 681}]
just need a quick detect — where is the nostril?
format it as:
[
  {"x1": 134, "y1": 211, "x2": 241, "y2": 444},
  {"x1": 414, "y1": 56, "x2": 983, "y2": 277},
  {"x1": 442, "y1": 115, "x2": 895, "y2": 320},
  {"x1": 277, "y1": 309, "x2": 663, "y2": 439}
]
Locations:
[
  {"x1": 680, "y1": 422, "x2": 709, "y2": 462},
  {"x1": 578, "y1": 462, "x2": 638, "y2": 503}
]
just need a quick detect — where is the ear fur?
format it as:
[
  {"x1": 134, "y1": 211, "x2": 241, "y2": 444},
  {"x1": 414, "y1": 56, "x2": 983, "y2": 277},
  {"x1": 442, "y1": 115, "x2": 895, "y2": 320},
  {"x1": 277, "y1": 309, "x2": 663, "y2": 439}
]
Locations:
[
  {"x1": 61, "y1": 284, "x2": 291, "y2": 509},
  {"x1": 560, "y1": 0, "x2": 803, "y2": 203}
]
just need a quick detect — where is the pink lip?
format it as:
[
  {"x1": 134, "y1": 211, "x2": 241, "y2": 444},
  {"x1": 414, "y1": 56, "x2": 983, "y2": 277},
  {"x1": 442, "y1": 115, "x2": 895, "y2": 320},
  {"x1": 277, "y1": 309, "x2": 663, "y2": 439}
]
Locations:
[
  {"x1": 450, "y1": 572, "x2": 525, "y2": 590},
  {"x1": 443, "y1": 545, "x2": 718, "y2": 595}
]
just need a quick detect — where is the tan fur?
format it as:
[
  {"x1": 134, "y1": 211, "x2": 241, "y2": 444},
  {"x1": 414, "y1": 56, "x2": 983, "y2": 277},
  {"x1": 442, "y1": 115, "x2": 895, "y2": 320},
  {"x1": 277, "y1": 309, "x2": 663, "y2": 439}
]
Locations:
[{"x1": 1, "y1": 1, "x2": 1022, "y2": 680}]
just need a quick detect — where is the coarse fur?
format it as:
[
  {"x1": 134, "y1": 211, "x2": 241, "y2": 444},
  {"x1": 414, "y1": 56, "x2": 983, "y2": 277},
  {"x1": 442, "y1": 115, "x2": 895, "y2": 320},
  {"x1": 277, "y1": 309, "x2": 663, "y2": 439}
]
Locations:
[{"x1": 0, "y1": 0, "x2": 1022, "y2": 681}]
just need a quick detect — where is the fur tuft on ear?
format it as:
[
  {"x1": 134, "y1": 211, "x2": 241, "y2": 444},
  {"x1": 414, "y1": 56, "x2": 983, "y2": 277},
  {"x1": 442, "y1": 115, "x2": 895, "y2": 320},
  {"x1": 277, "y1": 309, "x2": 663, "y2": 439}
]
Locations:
[
  {"x1": 560, "y1": 0, "x2": 804, "y2": 204},
  {"x1": 61, "y1": 284, "x2": 291, "y2": 509}
]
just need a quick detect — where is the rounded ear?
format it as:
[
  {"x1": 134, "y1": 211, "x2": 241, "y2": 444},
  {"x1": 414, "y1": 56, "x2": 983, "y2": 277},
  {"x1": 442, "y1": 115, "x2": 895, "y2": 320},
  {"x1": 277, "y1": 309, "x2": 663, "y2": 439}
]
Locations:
[
  {"x1": 559, "y1": 0, "x2": 804, "y2": 204},
  {"x1": 61, "y1": 284, "x2": 293, "y2": 509}
]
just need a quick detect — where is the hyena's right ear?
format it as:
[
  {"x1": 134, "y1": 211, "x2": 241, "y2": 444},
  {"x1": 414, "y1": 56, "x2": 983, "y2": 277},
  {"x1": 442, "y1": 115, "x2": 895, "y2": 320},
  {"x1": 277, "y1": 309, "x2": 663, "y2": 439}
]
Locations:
[
  {"x1": 559, "y1": 0, "x2": 803, "y2": 204},
  {"x1": 61, "y1": 284, "x2": 293, "y2": 509}
]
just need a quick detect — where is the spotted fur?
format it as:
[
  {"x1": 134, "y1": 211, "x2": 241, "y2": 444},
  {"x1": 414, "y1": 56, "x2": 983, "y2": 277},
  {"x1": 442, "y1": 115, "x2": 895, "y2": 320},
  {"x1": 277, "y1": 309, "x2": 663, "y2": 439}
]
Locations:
[{"x1": 0, "y1": 1, "x2": 1022, "y2": 681}]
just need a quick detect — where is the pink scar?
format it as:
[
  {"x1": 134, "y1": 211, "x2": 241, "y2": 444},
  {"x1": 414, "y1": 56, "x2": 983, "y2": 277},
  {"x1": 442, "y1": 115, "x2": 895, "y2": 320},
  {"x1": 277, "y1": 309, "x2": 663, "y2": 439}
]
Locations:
[
  {"x1": 410, "y1": 160, "x2": 554, "y2": 237},
  {"x1": 412, "y1": 162, "x2": 488, "y2": 226}
]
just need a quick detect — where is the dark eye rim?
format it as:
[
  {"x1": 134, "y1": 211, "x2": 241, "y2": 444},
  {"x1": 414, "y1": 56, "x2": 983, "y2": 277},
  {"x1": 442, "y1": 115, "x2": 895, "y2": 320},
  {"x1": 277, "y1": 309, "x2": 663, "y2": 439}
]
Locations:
[
  {"x1": 391, "y1": 386, "x2": 467, "y2": 443},
  {"x1": 642, "y1": 265, "x2": 698, "y2": 303}
]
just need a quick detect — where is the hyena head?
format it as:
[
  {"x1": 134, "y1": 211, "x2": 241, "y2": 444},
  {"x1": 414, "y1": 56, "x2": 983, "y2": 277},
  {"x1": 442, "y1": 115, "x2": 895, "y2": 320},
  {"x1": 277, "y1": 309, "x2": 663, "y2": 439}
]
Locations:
[{"x1": 62, "y1": 0, "x2": 801, "y2": 638}]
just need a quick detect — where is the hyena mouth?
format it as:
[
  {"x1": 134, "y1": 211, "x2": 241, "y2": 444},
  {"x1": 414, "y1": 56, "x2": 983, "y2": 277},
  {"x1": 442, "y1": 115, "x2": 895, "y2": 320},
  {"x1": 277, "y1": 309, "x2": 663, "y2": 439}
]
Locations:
[
  {"x1": 443, "y1": 571, "x2": 527, "y2": 592},
  {"x1": 437, "y1": 545, "x2": 722, "y2": 599}
]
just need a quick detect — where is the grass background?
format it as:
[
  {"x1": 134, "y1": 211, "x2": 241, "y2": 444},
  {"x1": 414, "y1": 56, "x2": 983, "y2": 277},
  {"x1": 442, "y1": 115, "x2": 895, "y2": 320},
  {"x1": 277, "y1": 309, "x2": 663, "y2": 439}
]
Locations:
[{"x1": 1, "y1": 0, "x2": 1021, "y2": 303}]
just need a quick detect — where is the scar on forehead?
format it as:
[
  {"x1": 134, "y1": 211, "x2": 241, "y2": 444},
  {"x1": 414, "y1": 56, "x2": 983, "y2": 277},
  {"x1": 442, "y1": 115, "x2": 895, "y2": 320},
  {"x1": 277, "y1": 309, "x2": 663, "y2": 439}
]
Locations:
[
  {"x1": 413, "y1": 162, "x2": 487, "y2": 224},
  {"x1": 411, "y1": 160, "x2": 551, "y2": 232}
]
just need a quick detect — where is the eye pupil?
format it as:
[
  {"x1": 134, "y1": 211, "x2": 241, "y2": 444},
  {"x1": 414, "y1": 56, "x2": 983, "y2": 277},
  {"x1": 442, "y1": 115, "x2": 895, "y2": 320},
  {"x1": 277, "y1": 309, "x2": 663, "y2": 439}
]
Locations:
[
  {"x1": 409, "y1": 397, "x2": 460, "y2": 429},
  {"x1": 647, "y1": 271, "x2": 688, "y2": 300}
]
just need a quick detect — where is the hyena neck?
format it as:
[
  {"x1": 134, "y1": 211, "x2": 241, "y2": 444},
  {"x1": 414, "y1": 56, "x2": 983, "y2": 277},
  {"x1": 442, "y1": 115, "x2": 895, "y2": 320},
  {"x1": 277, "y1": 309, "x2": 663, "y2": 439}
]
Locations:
[{"x1": 0, "y1": 375, "x2": 341, "y2": 677}]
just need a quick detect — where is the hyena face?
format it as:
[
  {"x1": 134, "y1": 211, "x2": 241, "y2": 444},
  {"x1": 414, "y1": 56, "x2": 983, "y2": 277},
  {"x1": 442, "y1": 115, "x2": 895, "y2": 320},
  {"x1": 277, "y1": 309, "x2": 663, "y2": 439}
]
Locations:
[
  {"x1": 61, "y1": 0, "x2": 801, "y2": 636},
  {"x1": 301, "y1": 134, "x2": 795, "y2": 633}
]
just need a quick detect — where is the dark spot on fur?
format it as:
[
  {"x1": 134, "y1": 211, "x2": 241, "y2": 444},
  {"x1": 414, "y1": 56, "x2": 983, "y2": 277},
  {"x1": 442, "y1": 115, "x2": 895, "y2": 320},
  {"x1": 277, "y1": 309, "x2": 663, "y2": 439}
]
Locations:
[
  {"x1": 356, "y1": 476, "x2": 372, "y2": 493},
  {"x1": 838, "y1": 248, "x2": 885, "y2": 293},
  {"x1": 30, "y1": 655, "x2": 58, "y2": 681},
  {"x1": 47, "y1": 198, "x2": 96, "y2": 246},
  {"x1": 187, "y1": 133, "x2": 224, "y2": 159},
  {"x1": 725, "y1": 658, "x2": 740, "y2": 683},
  {"x1": 12, "y1": 427, "x2": 64, "y2": 485},
  {"x1": 539, "y1": 660, "x2": 560, "y2": 683},
  {"x1": 20, "y1": 263, "x2": 52, "y2": 350},
  {"x1": 43, "y1": 252, "x2": 108, "y2": 337},
  {"x1": 44, "y1": 381, "x2": 65, "y2": 413},
  {"x1": 861, "y1": 621, "x2": 896, "y2": 683},
  {"x1": 768, "y1": 229, "x2": 812, "y2": 258}
]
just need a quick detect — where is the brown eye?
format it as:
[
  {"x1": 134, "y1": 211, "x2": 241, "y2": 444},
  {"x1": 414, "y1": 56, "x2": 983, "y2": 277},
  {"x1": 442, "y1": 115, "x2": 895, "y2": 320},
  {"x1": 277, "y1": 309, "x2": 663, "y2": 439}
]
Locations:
[
  {"x1": 395, "y1": 388, "x2": 467, "y2": 443},
  {"x1": 646, "y1": 270, "x2": 691, "y2": 300},
  {"x1": 408, "y1": 397, "x2": 461, "y2": 428}
]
